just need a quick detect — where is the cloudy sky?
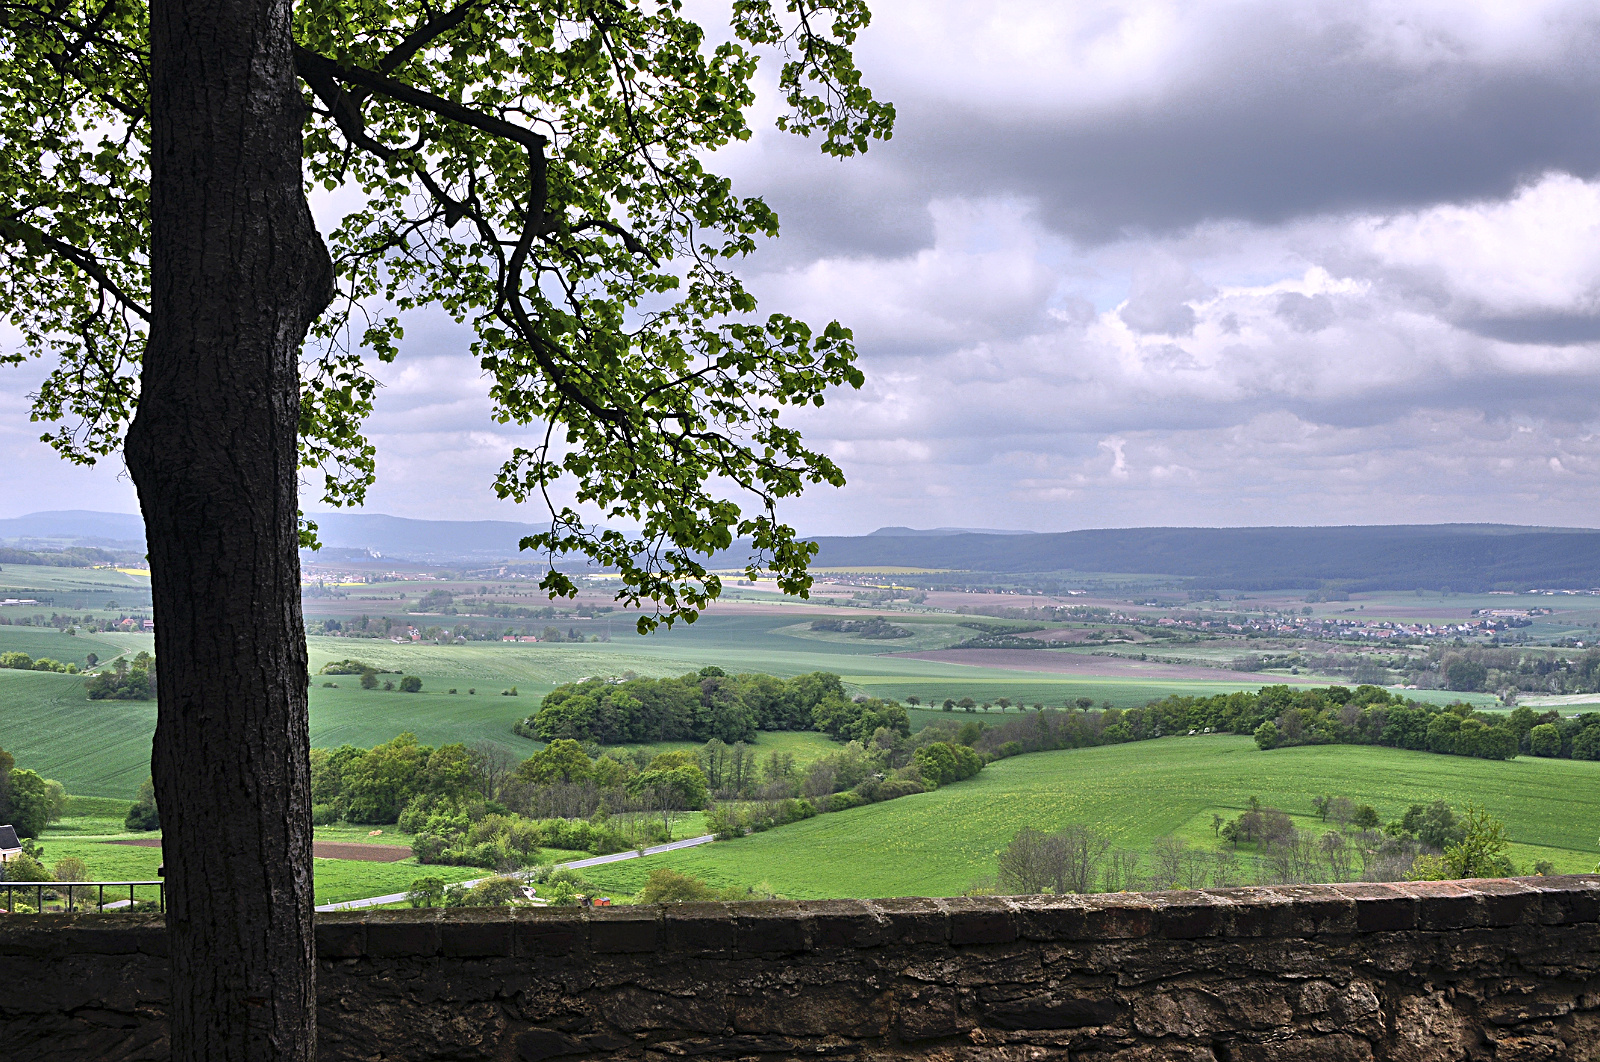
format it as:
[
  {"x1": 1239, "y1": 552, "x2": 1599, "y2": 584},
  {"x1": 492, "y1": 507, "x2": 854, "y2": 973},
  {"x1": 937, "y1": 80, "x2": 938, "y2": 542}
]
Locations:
[{"x1": 8, "y1": 0, "x2": 1600, "y2": 535}]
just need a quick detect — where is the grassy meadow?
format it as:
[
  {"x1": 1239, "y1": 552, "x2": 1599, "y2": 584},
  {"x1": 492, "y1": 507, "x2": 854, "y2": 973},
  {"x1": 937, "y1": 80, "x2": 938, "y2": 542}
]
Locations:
[
  {"x1": 571, "y1": 736, "x2": 1600, "y2": 901},
  {"x1": 2, "y1": 613, "x2": 1336, "y2": 798},
  {"x1": 31, "y1": 828, "x2": 485, "y2": 906},
  {"x1": 9, "y1": 585, "x2": 1599, "y2": 909}
]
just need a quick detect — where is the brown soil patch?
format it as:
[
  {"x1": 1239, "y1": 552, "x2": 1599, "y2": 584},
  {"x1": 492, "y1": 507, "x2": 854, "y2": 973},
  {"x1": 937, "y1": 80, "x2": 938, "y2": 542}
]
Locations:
[
  {"x1": 889, "y1": 648, "x2": 1320, "y2": 684},
  {"x1": 111, "y1": 839, "x2": 413, "y2": 862}
]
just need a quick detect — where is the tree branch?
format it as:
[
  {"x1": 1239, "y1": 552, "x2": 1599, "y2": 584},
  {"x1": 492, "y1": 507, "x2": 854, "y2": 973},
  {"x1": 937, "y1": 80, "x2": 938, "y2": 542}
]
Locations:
[
  {"x1": 294, "y1": 46, "x2": 548, "y2": 155},
  {"x1": 0, "y1": 216, "x2": 149, "y2": 320}
]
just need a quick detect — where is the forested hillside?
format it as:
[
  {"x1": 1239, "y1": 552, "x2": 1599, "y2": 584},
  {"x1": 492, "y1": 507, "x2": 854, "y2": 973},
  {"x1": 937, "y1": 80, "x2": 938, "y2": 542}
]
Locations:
[{"x1": 803, "y1": 524, "x2": 1600, "y2": 591}]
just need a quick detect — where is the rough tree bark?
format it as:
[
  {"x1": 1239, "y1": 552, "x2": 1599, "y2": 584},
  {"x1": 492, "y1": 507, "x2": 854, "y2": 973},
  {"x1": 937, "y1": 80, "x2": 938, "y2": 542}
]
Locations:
[{"x1": 123, "y1": 0, "x2": 334, "y2": 1057}]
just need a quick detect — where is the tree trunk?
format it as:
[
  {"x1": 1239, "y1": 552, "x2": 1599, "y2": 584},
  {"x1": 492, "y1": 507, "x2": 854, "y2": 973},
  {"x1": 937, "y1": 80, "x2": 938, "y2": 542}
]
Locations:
[{"x1": 125, "y1": 0, "x2": 333, "y2": 1057}]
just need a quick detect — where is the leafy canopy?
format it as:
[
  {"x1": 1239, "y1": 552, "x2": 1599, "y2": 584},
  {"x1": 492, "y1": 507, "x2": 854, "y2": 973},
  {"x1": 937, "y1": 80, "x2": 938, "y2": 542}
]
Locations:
[{"x1": 0, "y1": 0, "x2": 893, "y2": 629}]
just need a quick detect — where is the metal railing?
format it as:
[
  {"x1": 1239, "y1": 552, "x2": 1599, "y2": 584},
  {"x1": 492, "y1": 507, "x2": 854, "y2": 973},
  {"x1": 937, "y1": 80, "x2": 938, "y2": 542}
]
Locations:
[{"x1": 2, "y1": 880, "x2": 165, "y2": 914}]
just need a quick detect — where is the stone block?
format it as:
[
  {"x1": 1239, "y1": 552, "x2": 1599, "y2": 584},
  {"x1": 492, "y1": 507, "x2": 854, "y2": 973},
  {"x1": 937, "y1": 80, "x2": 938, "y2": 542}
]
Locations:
[
  {"x1": 897, "y1": 984, "x2": 968, "y2": 1040},
  {"x1": 1156, "y1": 892, "x2": 1222, "y2": 939},
  {"x1": 981, "y1": 991, "x2": 1117, "y2": 1030},
  {"x1": 1259, "y1": 885, "x2": 1357, "y2": 935},
  {"x1": 590, "y1": 907, "x2": 661, "y2": 954},
  {"x1": 514, "y1": 1027, "x2": 587, "y2": 1060},
  {"x1": 1078, "y1": 895, "x2": 1157, "y2": 940},
  {"x1": 59, "y1": 922, "x2": 147, "y2": 957},
  {"x1": 805, "y1": 899, "x2": 883, "y2": 948},
  {"x1": 663, "y1": 902, "x2": 735, "y2": 954},
  {"x1": 441, "y1": 908, "x2": 514, "y2": 958},
  {"x1": 947, "y1": 897, "x2": 1018, "y2": 945},
  {"x1": 732, "y1": 982, "x2": 887, "y2": 1037},
  {"x1": 604, "y1": 984, "x2": 728, "y2": 1033},
  {"x1": 1528, "y1": 875, "x2": 1600, "y2": 925},
  {"x1": 1221, "y1": 1032, "x2": 1373, "y2": 1061},
  {"x1": 1468, "y1": 879, "x2": 1540, "y2": 927},
  {"x1": 1402, "y1": 881, "x2": 1484, "y2": 931},
  {"x1": 732, "y1": 901, "x2": 808, "y2": 954},
  {"x1": 1331, "y1": 883, "x2": 1416, "y2": 933},
  {"x1": 872, "y1": 897, "x2": 948, "y2": 946},
  {"x1": 1012, "y1": 896, "x2": 1091, "y2": 942},
  {"x1": 314, "y1": 917, "x2": 366, "y2": 960},
  {"x1": 513, "y1": 907, "x2": 585, "y2": 957},
  {"x1": 365, "y1": 909, "x2": 441, "y2": 957}
]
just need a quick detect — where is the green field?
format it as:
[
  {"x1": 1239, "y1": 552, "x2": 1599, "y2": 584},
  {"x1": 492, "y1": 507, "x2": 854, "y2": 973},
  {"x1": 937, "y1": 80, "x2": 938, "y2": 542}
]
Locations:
[
  {"x1": 0, "y1": 669, "x2": 157, "y2": 797},
  {"x1": 31, "y1": 834, "x2": 484, "y2": 906},
  {"x1": 0, "y1": 564, "x2": 154, "y2": 612},
  {"x1": 3, "y1": 616, "x2": 1361, "y2": 798},
  {"x1": 569, "y1": 736, "x2": 1600, "y2": 901},
  {"x1": 0, "y1": 626, "x2": 126, "y2": 667}
]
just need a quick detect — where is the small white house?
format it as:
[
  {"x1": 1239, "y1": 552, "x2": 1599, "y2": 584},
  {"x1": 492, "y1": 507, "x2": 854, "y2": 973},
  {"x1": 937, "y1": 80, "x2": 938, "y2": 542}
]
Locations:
[{"x1": 0, "y1": 825, "x2": 21, "y2": 864}]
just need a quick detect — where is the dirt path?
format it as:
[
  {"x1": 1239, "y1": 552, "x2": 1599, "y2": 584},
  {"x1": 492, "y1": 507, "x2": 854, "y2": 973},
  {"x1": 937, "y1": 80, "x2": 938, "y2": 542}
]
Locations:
[{"x1": 111, "y1": 838, "x2": 414, "y2": 862}]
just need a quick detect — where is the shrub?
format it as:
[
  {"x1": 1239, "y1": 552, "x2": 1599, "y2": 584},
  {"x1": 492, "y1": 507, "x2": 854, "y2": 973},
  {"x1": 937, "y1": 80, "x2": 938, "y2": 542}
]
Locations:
[
  {"x1": 2, "y1": 851, "x2": 49, "y2": 882},
  {"x1": 913, "y1": 741, "x2": 982, "y2": 787},
  {"x1": 320, "y1": 659, "x2": 378, "y2": 675},
  {"x1": 446, "y1": 876, "x2": 524, "y2": 907},
  {"x1": 1253, "y1": 721, "x2": 1281, "y2": 749},
  {"x1": 124, "y1": 801, "x2": 159, "y2": 831},
  {"x1": 53, "y1": 857, "x2": 87, "y2": 882},
  {"x1": 1528, "y1": 723, "x2": 1561, "y2": 757},
  {"x1": 539, "y1": 867, "x2": 592, "y2": 906},
  {"x1": 637, "y1": 868, "x2": 720, "y2": 903},
  {"x1": 9, "y1": 770, "x2": 56, "y2": 837},
  {"x1": 310, "y1": 803, "x2": 340, "y2": 826},
  {"x1": 824, "y1": 790, "x2": 865, "y2": 813},
  {"x1": 406, "y1": 876, "x2": 447, "y2": 907},
  {"x1": 399, "y1": 675, "x2": 422, "y2": 693}
]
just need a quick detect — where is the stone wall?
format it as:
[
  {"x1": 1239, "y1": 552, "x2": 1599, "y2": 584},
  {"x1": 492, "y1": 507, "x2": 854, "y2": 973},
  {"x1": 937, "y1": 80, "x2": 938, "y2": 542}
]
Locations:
[{"x1": 3, "y1": 876, "x2": 1599, "y2": 1061}]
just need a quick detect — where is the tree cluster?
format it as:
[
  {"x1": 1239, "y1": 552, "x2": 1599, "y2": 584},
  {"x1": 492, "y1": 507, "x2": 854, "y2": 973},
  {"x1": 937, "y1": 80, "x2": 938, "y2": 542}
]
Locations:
[
  {"x1": 0, "y1": 651, "x2": 79, "y2": 674},
  {"x1": 0, "y1": 547, "x2": 126, "y2": 567},
  {"x1": 1514, "y1": 708, "x2": 1600, "y2": 760},
  {"x1": 992, "y1": 796, "x2": 1518, "y2": 897},
  {"x1": 520, "y1": 668, "x2": 878, "y2": 744},
  {"x1": 952, "y1": 682, "x2": 1518, "y2": 763},
  {"x1": 306, "y1": 734, "x2": 718, "y2": 869},
  {"x1": 1252, "y1": 690, "x2": 1519, "y2": 761},
  {"x1": 0, "y1": 746, "x2": 66, "y2": 839},
  {"x1": 809, "y1": 616, "x2": 909, "y2": 638},
  {"x1": 85, "y1": 652, "x2": 156, "y2": 700},
  {"x1": 124, "y1": 776, "x2": 160, "y2": 831}
]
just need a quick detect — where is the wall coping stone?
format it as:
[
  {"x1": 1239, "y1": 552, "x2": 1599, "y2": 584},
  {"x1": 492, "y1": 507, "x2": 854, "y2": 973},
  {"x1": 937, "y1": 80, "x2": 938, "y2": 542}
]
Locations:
[{"x1": 3, "y1": 875, "x2": 1595, "y2": 960}]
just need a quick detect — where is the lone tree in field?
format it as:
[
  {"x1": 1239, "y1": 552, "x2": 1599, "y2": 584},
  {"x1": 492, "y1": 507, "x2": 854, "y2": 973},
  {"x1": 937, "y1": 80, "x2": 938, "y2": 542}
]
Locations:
[{"x1": 0, "y1": 1, "x2": 891, "y2": 1058}]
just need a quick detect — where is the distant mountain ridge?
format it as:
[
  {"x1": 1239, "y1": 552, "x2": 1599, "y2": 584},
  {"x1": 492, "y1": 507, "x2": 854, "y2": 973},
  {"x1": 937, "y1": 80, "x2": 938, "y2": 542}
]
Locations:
[
  {"x1": 0, "y1": 510, "x2": 147, "y2": 549},
  {"x1": 806, "y1": 524, "x2": 1600, "y2": 591},
  {"x1": 7, "y1": 512, "x2": 1600, "y2": 589},
  {"x1": 868, "y1": 526, "x2": 1038, "y2": 537}
]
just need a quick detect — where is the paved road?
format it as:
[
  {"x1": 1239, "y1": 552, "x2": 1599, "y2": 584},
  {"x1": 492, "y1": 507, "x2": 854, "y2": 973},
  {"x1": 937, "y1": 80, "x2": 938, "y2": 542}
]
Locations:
[{"x1": 314, "y1": 834, "x2": 715, "y2": 912}]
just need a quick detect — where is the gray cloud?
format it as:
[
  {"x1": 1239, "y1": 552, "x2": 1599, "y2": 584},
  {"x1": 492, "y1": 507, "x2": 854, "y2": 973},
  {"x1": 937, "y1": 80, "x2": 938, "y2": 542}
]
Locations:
[
  {"x1": 733, "y1": 1, "x2": 1600, "y2": 254},
  {"x1": 1120, "y1": 258, "x2": 1212, "y2": 335}
]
